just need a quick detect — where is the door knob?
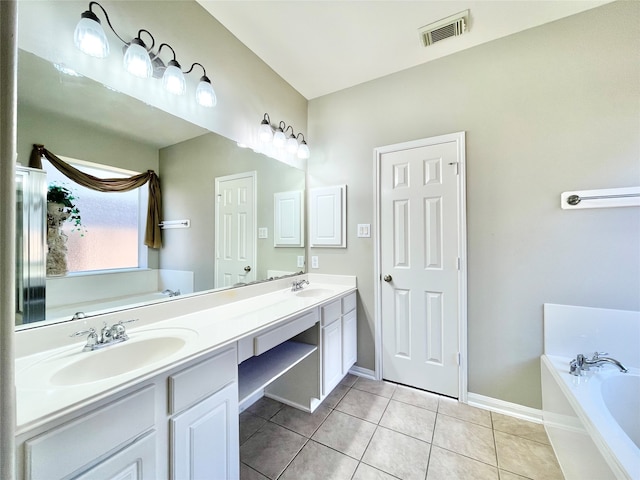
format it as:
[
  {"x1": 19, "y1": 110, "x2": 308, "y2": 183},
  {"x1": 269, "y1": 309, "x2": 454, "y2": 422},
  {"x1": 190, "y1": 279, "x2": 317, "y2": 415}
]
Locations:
[
  {"x1": 244, "y1": 266, "x2": 251, "y2": 272},
  {"x1": 383, "y1": 275, "x2": 392, "y2": 282}
]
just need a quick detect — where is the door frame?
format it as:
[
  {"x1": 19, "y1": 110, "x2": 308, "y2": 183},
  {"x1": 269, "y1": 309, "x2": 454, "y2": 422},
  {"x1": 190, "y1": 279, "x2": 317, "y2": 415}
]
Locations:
[
  {"x1": 373, "y1": 132, "x2": 468, "y2": 402},
  {"x1": 214, "y1": 171, "x2": 257, "y2": 288}
]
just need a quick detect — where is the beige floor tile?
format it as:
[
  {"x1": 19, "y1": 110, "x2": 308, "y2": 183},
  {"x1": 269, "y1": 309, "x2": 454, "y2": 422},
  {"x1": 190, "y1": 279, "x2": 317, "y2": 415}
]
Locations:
[
  {"x1": 362, "y1": 427, "x2": 431, "y2": 480},
  {"x1": 340, "y1": 373, "x2": 359, "y2": 387},
  {"x1": 271, "y1": 403, "x2": 332, "y2": 437},
  {"x1": 426, "y1": 446, "x2": 499, "y2": 480},
  {"x1": 240, "y1": 463, "x2": 269, "y2": 480},
  {"x1": 392, "y1": 384, "x2": 439, "y2": 412},
  {"x1": 240, "y1": 411, "x2": 268, "y2": 445},
  {"x1": 279, "y1": 440, "x2": 358, "y2": 480},
  {"x1": 323, "y1": 383, "x2": 351, "y2": 408},
  {"x1": 491, "y1": 412, "x2": 550, "y2": 445},
  {"x1": 499, "y1": 470, "x2": 533, "y2": 480},
  {"x1": 312, "y1": 410, "x2": 377, "y2": 460},
  {"x1": 239, "y1": 422, "x2": 306, "y2": 479},
  {"x1": 245, "y1": 396, "x2": 284, "y2": 420},
  {"x1": 432, "y1": 414, "x2": 497, "y2": 466},
  {"x1": 335, "y1": 388, "x2": 391, "y2": 423},
  {"x1": 438, "y1": 396, "x2": 492, "y2": 427},
  {"x1": 352, "y1": 462, "x2": 399, "y2": 480},
  {"x1": 379, "y1": 399, "x2": 436, "y2": 443},
  {"x1": 353, "y1": 378, "x2": 397, "y2": 398},
  {"x1": 494, "y1": 431, "x2": 564, "y2": 480}
]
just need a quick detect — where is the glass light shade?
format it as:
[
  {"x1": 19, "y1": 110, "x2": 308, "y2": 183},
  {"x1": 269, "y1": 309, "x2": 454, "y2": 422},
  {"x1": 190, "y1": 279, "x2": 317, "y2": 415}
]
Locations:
[
  {"x1": 297, "y1": 141, "x2": 310, "y2": 159},
  {"x1": 162, "y1": 61, "x2": 186, "y2": 95},
  {"x1": 286, "y1": 135, "x2": 299, "y2": 154},
  {"x1": 74, "y1": 13, "x2": 110, "y2": 58},
  {"x1": 258, "y1": 121, "x2": 273, "y2": 143},
  {"x1": 123, "y1": 39, "x2": 152, "y2": 78},
  {"x1": 196, "y1": 76, "x2": 217, "y2": 107},
  {"x1": 273, "y1": 128, "x2": 286, "y2": 148}
]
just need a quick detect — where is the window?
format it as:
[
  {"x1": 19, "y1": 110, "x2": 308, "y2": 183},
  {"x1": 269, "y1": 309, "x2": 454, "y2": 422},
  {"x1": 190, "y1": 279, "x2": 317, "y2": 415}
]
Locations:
[{"x1": 44, "y1": 158, "x2": 143, "y2": 273}]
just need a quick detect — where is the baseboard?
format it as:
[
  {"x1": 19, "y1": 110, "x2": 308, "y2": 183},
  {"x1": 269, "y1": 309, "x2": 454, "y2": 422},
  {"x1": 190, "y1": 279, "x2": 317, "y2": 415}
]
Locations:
[
  {"x1": 239, "y1": 389, "x2": 264, "y2": 413},
  {"x1": 466, "y1": 392, "x2": 543, "y2": 423},
  {"x1": 348, "y1": 365, "x2": 376, "y2": 380}
]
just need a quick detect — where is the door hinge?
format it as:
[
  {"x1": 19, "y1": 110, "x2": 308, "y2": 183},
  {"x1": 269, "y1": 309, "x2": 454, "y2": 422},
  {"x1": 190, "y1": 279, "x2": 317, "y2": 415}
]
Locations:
[
  {"x1": 456, "y1": 352, "x2": 461, "y2": 365},
  {"x1": 457, "y1": 257, "x2": 461, "y2": 270},
  {"x1": 448, "y1": 161, "x2": 459, "y2": 175}
]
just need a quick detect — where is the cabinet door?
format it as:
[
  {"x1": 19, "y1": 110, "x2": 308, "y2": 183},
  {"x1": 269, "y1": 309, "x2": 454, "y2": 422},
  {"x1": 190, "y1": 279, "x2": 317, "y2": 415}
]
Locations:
[
  {"x1": 171, "y1": 382, "x2": 239, "y2": 480},
  {"x1": 75, "y1": 431, "x2": 156, "y2": 480},
  {"x1": 322, "y1": 319, "x2": 342, "y2": 396},
  {"x1": 342, "y1": 309, "x2": 357, "y2": 374}
]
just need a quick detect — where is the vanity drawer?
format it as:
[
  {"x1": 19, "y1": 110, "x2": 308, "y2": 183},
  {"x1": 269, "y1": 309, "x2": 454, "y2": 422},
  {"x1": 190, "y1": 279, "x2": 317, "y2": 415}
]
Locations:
[
  {"x1": 24, "y1": 385, "x2": 155, "y2": 480},
  {"x1": 342, "y1": 292, "x2": 356, "y2": 314},
  {"x1": 169, "y1": 346, "x2": 237, "y2": 415},
  {"x1": 321, "y1": 300, "x2": 341, "y2": 326},
  {"x1": 254, "y1": 310, "x2": 317, "y2": 355}
]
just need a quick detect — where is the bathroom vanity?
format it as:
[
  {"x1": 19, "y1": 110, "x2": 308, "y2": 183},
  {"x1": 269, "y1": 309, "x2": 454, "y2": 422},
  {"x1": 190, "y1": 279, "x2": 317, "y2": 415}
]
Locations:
[{"x1": 14, "y1": 274, "x2": 357, "y2": 480}]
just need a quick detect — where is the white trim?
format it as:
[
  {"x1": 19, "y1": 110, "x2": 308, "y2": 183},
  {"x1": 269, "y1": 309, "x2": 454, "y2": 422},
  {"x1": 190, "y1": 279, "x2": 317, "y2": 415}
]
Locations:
[
  {"x1": 348, "y1": 366, "x2": 376, "y2": 380},
  {"x1": 373, "y1": 132, "x2": 468, "y2": 400},
  {"x1": 467, "y1": 392, "x2": 544, "y2": 423}
]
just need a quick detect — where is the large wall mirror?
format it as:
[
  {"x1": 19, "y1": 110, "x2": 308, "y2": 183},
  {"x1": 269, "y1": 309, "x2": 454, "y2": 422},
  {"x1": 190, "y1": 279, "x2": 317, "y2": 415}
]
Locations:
[{"x1": 16, "y1": 46, "x2": 305, "y2": 329}]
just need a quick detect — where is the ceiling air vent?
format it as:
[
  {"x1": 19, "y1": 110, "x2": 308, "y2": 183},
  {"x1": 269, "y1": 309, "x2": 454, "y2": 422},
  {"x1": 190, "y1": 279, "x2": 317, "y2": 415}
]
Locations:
[{"x1": 419, "y1": 10, "x2": 469, "y2": 47}]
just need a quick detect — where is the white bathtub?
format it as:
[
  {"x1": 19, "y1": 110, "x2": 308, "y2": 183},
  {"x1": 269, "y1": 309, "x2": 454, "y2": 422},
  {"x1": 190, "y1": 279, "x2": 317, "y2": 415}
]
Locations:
[{"x1": 542, "y1": 354, "x2": 640, "y2": 480}]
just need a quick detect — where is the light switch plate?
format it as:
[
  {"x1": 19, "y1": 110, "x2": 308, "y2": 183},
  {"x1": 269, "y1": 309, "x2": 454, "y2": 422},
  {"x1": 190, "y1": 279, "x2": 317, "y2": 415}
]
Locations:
[
  {"x1": 311, "y1": 256, "x2": 319, "y2": 269},
  {"x1": 297, "y1": 256, "x2": 305, "y2": 268},
  {"x1": 258, "y1": 227, "x2": 268, "y2": 239},
  {"x1": 357, "y1": 224, "x2": 371, "y2": 238}
]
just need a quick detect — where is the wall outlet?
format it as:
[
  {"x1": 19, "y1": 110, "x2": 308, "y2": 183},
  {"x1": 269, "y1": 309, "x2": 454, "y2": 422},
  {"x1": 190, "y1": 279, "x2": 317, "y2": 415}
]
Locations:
[
  {"x1": 311, "y1": 256, "x2": 319, "y2": 269},
  {"x1": 258, "y1": 227, "x2": 268, "y2": 239},
  {"x1": 297, "y1": 256, "x2": 305, "y2": 268}
]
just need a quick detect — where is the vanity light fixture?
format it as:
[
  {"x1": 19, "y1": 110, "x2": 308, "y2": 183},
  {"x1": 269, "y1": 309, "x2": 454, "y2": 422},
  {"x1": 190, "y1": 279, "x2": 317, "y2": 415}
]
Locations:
[
  {"x1": 73, "y1": 1, "x2": 217, "y2": 107},
  {"x1": 258, "y1": 113, "x2": 311, "y2": 159}
]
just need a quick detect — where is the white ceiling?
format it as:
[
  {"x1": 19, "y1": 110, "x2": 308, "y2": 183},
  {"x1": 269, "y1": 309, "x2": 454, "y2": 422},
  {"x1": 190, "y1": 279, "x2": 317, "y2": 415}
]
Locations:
[{"x1": 198, "y1": 0, "x2": 613, "y2": 100}]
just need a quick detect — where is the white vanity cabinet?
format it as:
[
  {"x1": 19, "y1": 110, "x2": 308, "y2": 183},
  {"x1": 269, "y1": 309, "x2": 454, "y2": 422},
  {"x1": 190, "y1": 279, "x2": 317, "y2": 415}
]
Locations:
[
  {"x1": 321, "y1": 292, "x2": 357, "y2": 396},
  {"x1": 16, "y1": 346, "x2": 239, "y2": 480},
  {"x1": 19, "y1": 385, "x2": 158, "y2": 480},
  {"x1": 169, "y1": 347, "x2": 239, "y2": 480}
]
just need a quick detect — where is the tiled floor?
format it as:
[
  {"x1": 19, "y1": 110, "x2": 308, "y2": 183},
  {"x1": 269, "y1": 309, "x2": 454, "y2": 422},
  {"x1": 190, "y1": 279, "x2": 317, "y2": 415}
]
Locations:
[{"x1": 239, "y1": 376, "x2": 564, "y2": 480}]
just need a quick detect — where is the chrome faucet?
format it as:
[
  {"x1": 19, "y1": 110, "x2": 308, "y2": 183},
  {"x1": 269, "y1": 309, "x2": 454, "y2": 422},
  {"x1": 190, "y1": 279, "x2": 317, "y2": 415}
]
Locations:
[
  {"x1": 570, "y1": 352, "x2": 628, "y2": 376},
  {"x1": 70, "y1": 319, "x2": 138, "y2": 352},
  {"x1": 162, "y1": 289, "x2": 181, "y2": 297},
  {"x1": 291, "y1": 279, "x2": 310, "y2": 292}
]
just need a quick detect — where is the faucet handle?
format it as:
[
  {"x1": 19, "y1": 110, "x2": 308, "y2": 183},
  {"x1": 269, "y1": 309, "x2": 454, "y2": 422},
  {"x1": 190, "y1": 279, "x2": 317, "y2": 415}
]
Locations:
[
  {"x1": 592, "y1": 352, "x2": 608, "y2": 360},
  {"x1": 69, "y1": 327, "x2": 96, "y2": 338}
]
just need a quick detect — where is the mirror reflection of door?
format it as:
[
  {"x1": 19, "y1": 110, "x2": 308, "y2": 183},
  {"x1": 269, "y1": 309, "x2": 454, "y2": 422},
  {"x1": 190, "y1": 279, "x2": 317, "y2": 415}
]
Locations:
[{"x1": 214, "y1": 172, "x2": 257, "y2": 288}]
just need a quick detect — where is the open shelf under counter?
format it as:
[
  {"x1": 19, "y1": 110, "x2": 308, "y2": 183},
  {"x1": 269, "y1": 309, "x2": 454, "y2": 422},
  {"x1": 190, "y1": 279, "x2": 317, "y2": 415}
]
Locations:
[{"x1": 238, "y1": 340, "x2": 317, "y2": 406}]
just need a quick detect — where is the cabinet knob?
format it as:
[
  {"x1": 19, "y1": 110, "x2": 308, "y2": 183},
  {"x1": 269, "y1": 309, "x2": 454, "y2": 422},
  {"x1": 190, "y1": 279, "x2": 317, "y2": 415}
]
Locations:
[
  {"x1": 383, "y1": 275, "x2": 392, "y2": 282},
  {"x1": 244, "y1": 266, "x2": 252, "y2": 272}
]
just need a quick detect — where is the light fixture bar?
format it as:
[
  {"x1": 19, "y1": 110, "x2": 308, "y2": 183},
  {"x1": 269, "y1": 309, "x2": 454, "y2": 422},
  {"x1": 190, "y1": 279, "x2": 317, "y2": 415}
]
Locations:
[
  {"x1": 258, "y1": 114, "x2": 310, "y2": 159},
  {"x1": 74, "y1": 2, "x2": 217, "y2": 107}
]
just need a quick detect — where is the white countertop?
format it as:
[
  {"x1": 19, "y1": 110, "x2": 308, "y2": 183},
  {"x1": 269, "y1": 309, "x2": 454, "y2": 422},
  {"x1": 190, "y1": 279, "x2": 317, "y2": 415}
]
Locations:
[{"x1": 15, "y1": 275, "x2": 356, "y2": 434}]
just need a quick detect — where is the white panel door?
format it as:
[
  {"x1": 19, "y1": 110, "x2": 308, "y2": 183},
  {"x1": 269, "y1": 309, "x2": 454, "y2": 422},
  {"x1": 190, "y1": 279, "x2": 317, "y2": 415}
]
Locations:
[
  {"x1": 322, "y1": 319, "x2": 343, "y2": 396},
  {"x1": 171, "y1": 382, "x2": 239, "y2": 480},
  {"x1": 215, "y1": 172, "x2": 256, "y2": 288},
  {"x1": 380, "y1": 140, "x2": 461, "y2": 397}
]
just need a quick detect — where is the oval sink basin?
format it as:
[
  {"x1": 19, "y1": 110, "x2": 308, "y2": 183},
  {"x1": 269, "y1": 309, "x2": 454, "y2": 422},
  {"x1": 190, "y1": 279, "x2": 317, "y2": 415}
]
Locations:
[
  {"x1": 20, "y1": 327, "x2": 198, "y2": 388},
  {"x1": 51, "y1": 336, "x2": 187, "y2": 386},
  {"x1": 295, "y1": 288, "x2": 334, "y2": 298}
]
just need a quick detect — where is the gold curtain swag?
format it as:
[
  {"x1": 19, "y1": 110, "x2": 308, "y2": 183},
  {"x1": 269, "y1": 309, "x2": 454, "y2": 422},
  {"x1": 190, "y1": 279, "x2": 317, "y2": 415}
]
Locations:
[{"x1": 29, "y1": 144, "x2": 163, "y2": 249}]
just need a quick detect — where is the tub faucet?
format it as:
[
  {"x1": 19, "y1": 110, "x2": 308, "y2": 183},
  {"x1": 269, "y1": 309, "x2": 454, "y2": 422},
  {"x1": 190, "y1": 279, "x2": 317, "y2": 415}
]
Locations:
[
  {"x1": 570, "y1": 352, "x2": 628, "y2": 376},
  {"x1": 162, "y1": 289, "x2": 181, "y2": 297}
]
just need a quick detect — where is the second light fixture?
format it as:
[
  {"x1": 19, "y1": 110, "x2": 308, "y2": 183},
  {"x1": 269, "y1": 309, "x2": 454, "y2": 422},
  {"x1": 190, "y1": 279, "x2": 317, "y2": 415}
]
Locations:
[{"x1": 259, "y1": 114, "x2": 310, "y2": 159}]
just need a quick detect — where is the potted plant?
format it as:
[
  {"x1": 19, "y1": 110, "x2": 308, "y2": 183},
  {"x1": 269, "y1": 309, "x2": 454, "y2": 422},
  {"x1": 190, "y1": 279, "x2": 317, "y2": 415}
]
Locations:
[{"x1": 47, "y1": 184, "x2": 84, "y2": 233}]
